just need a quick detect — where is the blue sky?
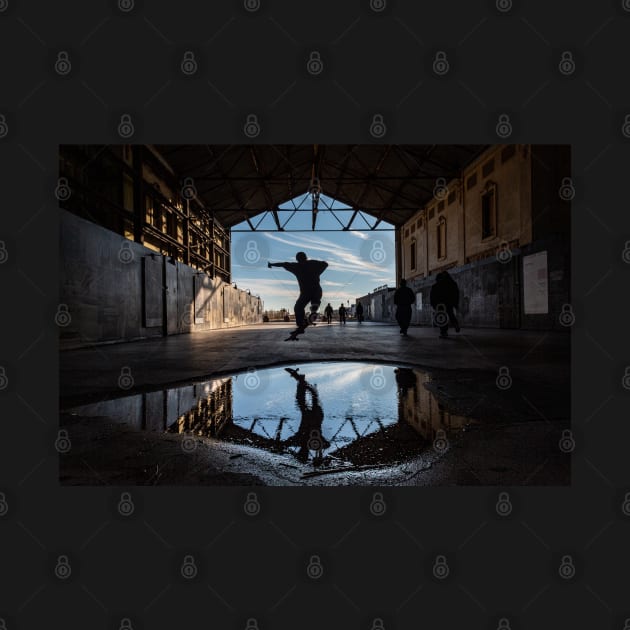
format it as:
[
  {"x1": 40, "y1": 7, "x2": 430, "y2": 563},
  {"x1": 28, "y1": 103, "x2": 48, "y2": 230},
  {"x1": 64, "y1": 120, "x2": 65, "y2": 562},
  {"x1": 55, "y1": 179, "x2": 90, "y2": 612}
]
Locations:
[{"x1": 231, "y1": 194, "x2": 395, "y2": 311}]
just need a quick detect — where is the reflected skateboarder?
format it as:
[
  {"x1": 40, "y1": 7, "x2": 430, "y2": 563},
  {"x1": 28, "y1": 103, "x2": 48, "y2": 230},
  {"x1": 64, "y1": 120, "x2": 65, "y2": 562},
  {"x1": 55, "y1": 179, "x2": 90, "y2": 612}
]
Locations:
[
  {"x1": 268, "y1": 252, "x2": 328, "y2": 340},
  {"x1": 284, "y1": 367, "x2": 329, "y2": 464}
]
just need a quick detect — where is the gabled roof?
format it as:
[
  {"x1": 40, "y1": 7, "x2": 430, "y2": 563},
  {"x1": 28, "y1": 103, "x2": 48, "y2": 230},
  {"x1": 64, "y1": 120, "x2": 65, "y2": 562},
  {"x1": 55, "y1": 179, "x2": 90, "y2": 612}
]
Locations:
[{"x1": 152, "y1": 144, "x2": 489, "y2": 229}]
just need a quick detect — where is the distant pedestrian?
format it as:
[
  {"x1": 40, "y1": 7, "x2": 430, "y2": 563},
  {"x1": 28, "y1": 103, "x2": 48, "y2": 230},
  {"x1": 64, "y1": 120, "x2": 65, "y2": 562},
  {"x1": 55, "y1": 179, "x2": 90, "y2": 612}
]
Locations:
[
  {"x1": 338, "y1": 304, "x2": 347, "y2": 325},
  {"x1": 430, "y1": 271, "x2": 460, "y2": 338},
  {"x1": 355, "y1": 302, "x2": 364, "y2": 323},
  {"x1": 324, "y1": 303, "x2": 333, "y2": 324},
  {"x1": 394, "y1": 278, "x2": 415, "y2": 336}
]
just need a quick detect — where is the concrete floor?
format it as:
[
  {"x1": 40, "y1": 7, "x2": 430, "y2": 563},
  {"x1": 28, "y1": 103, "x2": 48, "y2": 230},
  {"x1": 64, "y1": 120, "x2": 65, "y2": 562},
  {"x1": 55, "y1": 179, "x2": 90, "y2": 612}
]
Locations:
[
  {"x1": 60, "y1": 321, "x2": 569, "y2": 406},
  {"x1": 59, "y1": 322, "x2": 571, "y2": 486}
]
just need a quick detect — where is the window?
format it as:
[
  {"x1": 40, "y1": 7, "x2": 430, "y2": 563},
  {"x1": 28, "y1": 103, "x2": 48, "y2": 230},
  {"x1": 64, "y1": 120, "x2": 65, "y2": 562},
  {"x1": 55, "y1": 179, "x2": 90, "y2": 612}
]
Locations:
[
  {"x1": 482, "y1": 158, "x2": 495, "y2": 178},
  {"x1": 123, "y1": 174, "x2": 134, "y2": 211},
  {"x1": 501, "y1": 144, "x2": 515, "y2": 163},
  {"x1": 428, "y1": 207, "x2": 435, "y2": 220},
  {"x1": 145, "y1": 196, "x2": 154, "y2": 225},
  {"x1": 410, "y1": 238, "x2": 417, "y2": 271},
  {"x1": 437, "y1": 200, "x2": 444, "y2": 213},
  {"x1": 466, "y1": 172, "x2": 477, "y2": 190},
  {"x1": 447, "y1": 191, "x2": 456, "y2": 206},
  {"x1": 437, "y1": 218, "x2": 446, "y2": 259},
  {"x1": 481, "y1": 182, "x2": 497, "y2": 239}
]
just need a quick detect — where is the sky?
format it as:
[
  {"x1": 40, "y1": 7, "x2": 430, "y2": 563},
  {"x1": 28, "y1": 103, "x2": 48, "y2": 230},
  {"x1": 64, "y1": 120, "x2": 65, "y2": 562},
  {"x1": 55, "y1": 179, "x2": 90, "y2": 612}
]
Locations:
[{"x1": 230, "y1": 193, "x2": 395, "y2": 312}]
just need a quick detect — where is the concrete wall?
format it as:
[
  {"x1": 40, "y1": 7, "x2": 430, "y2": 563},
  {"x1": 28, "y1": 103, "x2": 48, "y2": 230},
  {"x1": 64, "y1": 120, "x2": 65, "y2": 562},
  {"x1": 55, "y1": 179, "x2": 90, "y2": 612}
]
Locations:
[
  {"x1": 60, "y1": 209, "x2": 262, "y2": 349},
  {"x1": 358, "y1": 235, "x2": 570, "y2": 331}
]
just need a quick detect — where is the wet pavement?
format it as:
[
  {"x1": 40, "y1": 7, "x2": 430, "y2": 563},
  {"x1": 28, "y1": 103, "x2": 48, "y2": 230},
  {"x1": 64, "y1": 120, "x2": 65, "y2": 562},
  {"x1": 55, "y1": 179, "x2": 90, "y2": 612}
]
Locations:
[
  {"x1": 60, "y1": 321, "x2": 570, "y2": 407},
  {"x1": 59, "y1": 348, "x2": 571, "y2": 486}
]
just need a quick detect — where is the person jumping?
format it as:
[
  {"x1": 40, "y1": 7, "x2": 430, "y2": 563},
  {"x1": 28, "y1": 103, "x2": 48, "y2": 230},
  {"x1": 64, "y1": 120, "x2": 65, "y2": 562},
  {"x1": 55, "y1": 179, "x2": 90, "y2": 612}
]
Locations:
[{"x1": 268, "y1": 252, "x2": 328, "y2": 333}]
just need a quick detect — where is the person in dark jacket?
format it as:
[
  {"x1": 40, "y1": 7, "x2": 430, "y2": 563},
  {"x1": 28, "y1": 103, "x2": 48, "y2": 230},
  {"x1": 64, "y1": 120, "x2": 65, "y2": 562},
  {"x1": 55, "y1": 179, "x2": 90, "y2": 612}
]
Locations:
[
  {"x1": 393, "y1": 278, "x2": 415, "y2": 335},
  {"x1": 430, "y1": 271, "x2": 460, "y2": 338},
  {"x1": 355, "y1": 301, "x2": 364, "y2": 323},
  {"x1": 324, "y1": 303, "x2": 333, "y2": 324},
  {"x1": 338, "y1": 304, "x2": 347, "y2": 325}
]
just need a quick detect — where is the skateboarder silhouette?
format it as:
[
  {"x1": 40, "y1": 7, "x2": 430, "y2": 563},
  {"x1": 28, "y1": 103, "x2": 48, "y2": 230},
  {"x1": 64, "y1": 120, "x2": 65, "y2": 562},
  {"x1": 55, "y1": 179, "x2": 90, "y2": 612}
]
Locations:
[{"x1": 268, "y1": 252, "x2": 328, "y2": 340}]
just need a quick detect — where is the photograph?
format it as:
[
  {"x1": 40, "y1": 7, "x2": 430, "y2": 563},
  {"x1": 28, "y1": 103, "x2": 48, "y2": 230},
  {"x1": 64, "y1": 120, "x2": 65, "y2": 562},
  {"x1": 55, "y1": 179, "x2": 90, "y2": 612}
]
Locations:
[{"x1": 58, "y1": 143, "x2": 571, "y2": 486}]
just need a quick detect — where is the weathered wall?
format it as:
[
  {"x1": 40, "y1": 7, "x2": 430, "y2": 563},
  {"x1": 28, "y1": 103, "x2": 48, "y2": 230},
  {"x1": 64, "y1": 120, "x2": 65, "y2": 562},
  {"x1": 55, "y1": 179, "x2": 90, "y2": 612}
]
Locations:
[
  {"x1": 60, "y1": 210, "x2": 262, "y2": 349},
  {"x1": 358, "y1": 236, "x2": 570, "y2": 330}
]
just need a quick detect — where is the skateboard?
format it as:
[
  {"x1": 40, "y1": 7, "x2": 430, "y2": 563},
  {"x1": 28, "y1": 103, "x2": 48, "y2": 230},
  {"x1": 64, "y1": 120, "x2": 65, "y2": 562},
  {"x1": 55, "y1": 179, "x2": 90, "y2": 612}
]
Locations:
[{"x1": 284, "y1": 309, "x2": 319, "y2": 341}]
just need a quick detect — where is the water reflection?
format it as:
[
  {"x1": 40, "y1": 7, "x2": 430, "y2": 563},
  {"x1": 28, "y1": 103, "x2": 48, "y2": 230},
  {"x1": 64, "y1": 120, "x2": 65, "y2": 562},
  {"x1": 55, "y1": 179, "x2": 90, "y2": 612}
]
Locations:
[{"x1": 67, "y1": 362, "x2": 474, "y2": 468}]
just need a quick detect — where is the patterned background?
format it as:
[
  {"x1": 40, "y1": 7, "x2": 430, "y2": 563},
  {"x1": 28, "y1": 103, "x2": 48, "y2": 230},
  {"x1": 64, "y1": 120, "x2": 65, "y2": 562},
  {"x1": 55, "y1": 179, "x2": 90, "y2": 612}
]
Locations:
[{"x1": 1, "y1": 0, "x2": 630, "y2": 628}]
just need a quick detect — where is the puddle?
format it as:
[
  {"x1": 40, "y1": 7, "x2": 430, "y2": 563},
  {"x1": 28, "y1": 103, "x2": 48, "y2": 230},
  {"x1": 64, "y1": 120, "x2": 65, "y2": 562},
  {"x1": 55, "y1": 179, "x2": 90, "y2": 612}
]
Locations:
[{"x1": 64, "y1": 362, "x2": 476, "y2": 471}]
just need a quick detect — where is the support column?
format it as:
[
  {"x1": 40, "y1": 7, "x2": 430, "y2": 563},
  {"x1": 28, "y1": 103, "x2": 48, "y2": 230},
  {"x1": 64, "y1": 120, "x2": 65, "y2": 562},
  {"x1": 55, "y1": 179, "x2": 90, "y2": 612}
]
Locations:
[
  {"x1": 395, "y1": 226, "x2": 403, "y2": 286},
  {"x1": 183, "y1": 198, "x2": 190, "y2": 265},
  {"x1": 132, "y1": 145, "x2": 145, "y2": 244}
]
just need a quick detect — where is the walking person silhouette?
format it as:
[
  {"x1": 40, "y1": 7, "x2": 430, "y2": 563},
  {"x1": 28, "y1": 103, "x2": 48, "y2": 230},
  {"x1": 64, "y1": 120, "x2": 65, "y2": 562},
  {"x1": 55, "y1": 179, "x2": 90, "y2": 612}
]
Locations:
[
  {"x1": 338, "y1": 304, "x2": 347, "y2": 325},
  {"x1": 355, "y1": 301, "x2": 364, "y2": 323},
  {"x1": 394, "y1": 278, "x2": 415, "y2": 336},
  {"x1": 268, "y1": 252, "x2": 328, "y2": 334},
  {"x1": 430, "y1": 271, "x2": 460, "y2": 338},
  {"x1": 324, "y1": 303, "x2": 333, "y2": 324}
]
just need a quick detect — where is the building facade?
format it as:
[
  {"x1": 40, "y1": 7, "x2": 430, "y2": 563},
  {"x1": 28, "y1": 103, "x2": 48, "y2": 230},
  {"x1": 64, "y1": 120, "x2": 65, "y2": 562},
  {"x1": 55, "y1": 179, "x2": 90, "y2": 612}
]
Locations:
[
  {"x1": 59, "y1": 145, "x2": 262, "y2": 348},
  {"x1": 358, "y1": 144, "x2": 571, "y2": 330}
]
